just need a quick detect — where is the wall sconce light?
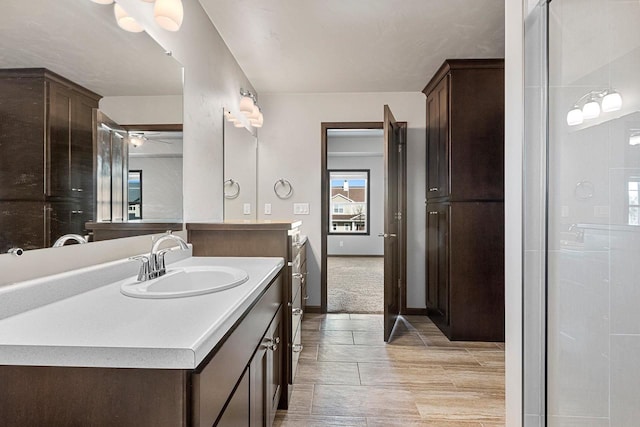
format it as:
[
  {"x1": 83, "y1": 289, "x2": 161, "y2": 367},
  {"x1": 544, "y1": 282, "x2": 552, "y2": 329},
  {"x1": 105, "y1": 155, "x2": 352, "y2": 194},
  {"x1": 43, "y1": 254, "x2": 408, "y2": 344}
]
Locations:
[
  {"x1": 567, "y1": 89, "x2": 622, "y2": 126},
  {"x1": 239, "y1": 89, "x2": 264, "y2": 128},
  {"x1": 90, "y1": 0, "x2": 184, "y2": 33}
]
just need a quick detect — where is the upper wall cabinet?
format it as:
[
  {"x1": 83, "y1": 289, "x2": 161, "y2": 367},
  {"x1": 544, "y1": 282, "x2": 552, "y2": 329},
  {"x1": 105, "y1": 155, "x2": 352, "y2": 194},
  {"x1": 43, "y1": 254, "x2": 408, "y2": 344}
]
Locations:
[
  {"x1": 423, "y1": 59, "x2": 505, "y2": 202},
  {"x1": 0, "y1": 69, "x2": 101, "y2": 201}
]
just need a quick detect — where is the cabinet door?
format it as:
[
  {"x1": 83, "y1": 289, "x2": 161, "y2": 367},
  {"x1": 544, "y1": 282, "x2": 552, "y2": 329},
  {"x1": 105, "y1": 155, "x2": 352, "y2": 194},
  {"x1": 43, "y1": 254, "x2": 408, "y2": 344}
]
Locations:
[
  {"x1": 47, "y1": 81, "x2": 73, "y2": 198},
  {"x1": 250, "y1": 308, "x2": 282, "y2": 427},
  {"x1": 426, "y1": 203, "x2": 449, "y2": 323},
  {"x1": 426, "y1": 75, "x2": 449, "y2": 200},
  {"x1": 48, "y1": 201, "x2": 87, "y2": 245},
  {"x1": 70, "y1": 93, "x2": 98, "y2": 201},
  {"x1": 217, "y1": 368, "x2": 250, "y2": 427}
]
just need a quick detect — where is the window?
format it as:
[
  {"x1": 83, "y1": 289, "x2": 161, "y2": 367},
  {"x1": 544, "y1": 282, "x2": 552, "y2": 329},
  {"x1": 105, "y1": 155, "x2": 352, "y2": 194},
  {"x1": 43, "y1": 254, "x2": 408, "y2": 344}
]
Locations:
[
  {"x1": 328, "y1": 170, "x2": 370, "y2": 235},
  {"x1": 128, "y1": 170, "x2": 142, "y2": 220},
  {"x1": 628, "y1": 178, "x2": 640, "y2": 225}
]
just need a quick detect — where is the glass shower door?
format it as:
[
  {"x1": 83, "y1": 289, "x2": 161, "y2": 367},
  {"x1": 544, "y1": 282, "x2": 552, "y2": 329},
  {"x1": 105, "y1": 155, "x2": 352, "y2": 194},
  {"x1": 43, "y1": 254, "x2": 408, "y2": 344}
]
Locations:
[{"x1": 527, "y1": 0, "x2": 640, "y2": 425}]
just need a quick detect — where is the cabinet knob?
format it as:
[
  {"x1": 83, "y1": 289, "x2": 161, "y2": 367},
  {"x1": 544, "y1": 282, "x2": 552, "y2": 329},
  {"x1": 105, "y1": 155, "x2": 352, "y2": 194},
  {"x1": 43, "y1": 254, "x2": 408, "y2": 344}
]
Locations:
[
  {"x1": 292, "y1": 344, "x2": 304, "y2": 353},
  {"x1": 429, "y1": 187, "x2": 439, "y2": 192},
  {"x1": 429, "y1": 211, "x2": 438, "y2": 215},
  {"x1": 292, "y1": 308, "x2": 303, "y2": 316}
]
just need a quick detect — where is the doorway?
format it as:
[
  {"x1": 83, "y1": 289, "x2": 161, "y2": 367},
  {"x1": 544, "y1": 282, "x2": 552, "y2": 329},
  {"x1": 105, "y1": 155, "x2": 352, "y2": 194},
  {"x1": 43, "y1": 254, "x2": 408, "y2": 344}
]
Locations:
[{"x1": 320, "y1": 115, "x2": 407, "y2": 339}]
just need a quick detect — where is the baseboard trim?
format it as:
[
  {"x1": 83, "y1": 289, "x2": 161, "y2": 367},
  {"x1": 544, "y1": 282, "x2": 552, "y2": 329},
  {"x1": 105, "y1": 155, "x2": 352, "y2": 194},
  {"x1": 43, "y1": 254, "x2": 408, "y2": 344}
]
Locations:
[
  {"x1": 403, "y1": 308, "x2": 428, "y2": 316},
  {"x1": 305, "y1": 305, "x2": 322, "y2": 314}
]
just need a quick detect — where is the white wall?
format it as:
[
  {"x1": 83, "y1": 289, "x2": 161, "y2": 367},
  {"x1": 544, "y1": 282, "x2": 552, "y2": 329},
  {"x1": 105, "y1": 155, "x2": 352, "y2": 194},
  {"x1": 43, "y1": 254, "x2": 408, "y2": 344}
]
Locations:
[
  {"x1": 257, "y1": 92, "x2": 426, "y2": 309},
  {"x1": 327, "y1": 136, "x2": 384, "y2": 256},
  {"x1": 505, "y1": 0, "x2": 525, "y2": 425},
  {"x1": 99, "y1": 95, "x2": 183, "y2": 125}
]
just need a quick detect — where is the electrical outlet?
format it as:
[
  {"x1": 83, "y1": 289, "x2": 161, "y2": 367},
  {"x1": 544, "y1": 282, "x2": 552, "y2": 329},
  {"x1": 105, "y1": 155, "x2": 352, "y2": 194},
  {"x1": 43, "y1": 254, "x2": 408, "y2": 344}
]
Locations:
[
  {"x1": 339, "y1": 241, "x2": 344, "y2": 247},
  {"x1": 264, "y1": 203, "x2": 272, "y2": 215},
  {"x1": 243, "y1": 203, "x2": 251, "y2": 215},
  {"x1": 293, "y1": 203, "x2": 310, "y2": 215}
]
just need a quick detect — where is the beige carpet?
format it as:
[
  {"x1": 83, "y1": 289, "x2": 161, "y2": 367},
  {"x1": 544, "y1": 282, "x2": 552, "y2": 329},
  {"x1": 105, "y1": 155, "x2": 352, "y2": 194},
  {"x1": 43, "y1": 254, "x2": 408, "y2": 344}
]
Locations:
[{"x1": 327, "y1": 256, "x2": 383, "y2": 313}]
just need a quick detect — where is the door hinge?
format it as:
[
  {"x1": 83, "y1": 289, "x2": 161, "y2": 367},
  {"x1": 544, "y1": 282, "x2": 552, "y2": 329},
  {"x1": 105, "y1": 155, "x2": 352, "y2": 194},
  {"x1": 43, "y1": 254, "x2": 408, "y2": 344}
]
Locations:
[{"x1": 395, "y1": 212, "x2": 402, "y2": 221}]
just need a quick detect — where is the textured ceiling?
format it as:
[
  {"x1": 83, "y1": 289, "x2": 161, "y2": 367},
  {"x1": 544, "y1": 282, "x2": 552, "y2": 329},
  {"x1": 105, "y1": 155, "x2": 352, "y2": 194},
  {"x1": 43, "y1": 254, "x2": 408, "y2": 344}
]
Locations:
[
  {"x1": 0, "y1": 0, "x2": 182, "y2": 97},
  {"x1": 199, "y1": 0, "x2": 505, "y2": 93}
]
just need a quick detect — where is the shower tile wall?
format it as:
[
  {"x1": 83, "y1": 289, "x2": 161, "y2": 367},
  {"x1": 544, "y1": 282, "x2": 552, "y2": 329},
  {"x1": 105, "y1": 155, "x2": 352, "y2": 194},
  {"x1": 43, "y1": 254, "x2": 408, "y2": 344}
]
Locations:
[{"x1": 543, "y1": 0, "x2": 640, "y2": 425}]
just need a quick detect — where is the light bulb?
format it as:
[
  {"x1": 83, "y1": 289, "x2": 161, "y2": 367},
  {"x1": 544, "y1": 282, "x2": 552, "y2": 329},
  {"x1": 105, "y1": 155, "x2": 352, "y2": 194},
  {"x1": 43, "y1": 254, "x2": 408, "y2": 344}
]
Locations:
[
  {"x1": 225, "y1": 111, "x2": 237, "y2": 123},
  {"x1": 114, "y1": 4, "x2": 144, "y2": 33},
  {"x1": 252, "y1": 112, "x2": 264, "y2": 128},
  {"x1": 154, "y1": 0, "x2": 183, "y2": 31},
  {"x1": 602, "y1": 91, "x2": 622, "y2": 112},
  {"x1": 130, "y1": 136, "x2": 145, "y2": 147},
  {"x1": 91, "y1": 0, "x2": 114, "y2": 4},
  {"x1": 233, "y1": 121, "x2": 245, "y2": 128},
  {"x1": 582, "y1": 99, "x2": 601, "y2": 120},
  {"x1": 566, "y1": 107, "x2": 584, "y2": 126},
  {"x1": 248, "y1": 105, "x2": 260, "y2": 120},
  {"x1": 239, "y1": 96, "x2": 254, "y2": 115}
]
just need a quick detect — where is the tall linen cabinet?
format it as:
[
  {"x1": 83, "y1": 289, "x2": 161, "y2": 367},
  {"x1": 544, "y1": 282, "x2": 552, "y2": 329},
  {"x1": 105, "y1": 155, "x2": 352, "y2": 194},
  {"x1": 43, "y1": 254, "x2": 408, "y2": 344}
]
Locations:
[{"x1": 423, "y1": 59, "x2": 505, "y2": 342}]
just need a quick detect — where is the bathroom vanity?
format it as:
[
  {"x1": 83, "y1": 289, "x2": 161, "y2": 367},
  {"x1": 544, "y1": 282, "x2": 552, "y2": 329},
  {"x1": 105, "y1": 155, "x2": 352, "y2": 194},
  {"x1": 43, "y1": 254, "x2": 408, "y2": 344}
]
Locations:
[
  {"x1": 186, "y1": 221, "x2": 308, "y2": 407},
  {"x1": 0, "y1": 253, "x2": 284, "y2": 427}
]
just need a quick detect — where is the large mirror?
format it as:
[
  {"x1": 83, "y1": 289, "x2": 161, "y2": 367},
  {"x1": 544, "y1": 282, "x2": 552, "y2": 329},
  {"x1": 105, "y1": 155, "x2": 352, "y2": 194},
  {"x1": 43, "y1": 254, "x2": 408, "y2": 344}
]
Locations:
[
  {"x1": 223, "y1": 112, "x2": 258, "y2": 220},
  {"x1": 0, "y1": 0, "x2": 183, "y2": 252}
]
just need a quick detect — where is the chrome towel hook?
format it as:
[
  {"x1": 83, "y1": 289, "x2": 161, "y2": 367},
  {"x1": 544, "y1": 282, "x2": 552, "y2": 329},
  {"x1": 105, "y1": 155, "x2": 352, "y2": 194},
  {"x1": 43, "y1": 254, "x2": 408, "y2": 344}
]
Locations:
[
  {"x1": 224, "y1": 179, "x2": 241, "y2": 199},
  {"x1": 274, "y1": 178, "x2": 293, "y2": 199}
]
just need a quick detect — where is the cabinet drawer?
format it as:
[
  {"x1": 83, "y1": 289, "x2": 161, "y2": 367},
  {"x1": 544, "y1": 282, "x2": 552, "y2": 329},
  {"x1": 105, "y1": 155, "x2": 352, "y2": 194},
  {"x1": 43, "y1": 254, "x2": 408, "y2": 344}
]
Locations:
[{"x1": 191, "y1": 274, "x2": 282, "y2": 427}]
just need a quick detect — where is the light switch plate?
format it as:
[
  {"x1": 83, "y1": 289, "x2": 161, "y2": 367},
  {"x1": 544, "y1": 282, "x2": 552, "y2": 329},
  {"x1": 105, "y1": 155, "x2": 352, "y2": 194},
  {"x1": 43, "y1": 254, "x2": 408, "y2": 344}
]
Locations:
[
  {"x1": 243, "y1": 203, "x2": 251, "y2": 215},
  {"x1": 293, "y1": 203, "x2": 310, "y2": 215},
  {"x1": 264, "y1": 203, "x2": 272, "y2": 215}
]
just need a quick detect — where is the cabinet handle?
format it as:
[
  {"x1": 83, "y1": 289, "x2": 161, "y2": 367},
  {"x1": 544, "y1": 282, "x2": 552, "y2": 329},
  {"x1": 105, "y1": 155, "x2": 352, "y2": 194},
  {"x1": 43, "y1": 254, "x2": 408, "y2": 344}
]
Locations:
[
  {"x1": 72, "y1": 188, "x2": 84, "y2": 192},
  {"x1": 292, "y1": 273, "x2": 303, "y2": 279},
  {"x1": 292, "y1": 308, "x2": 303, "y2": 316},
  {"x1": 429, "y1": 187, "x2": 439, "y2": 192},
  {"x1": 71, "y1": 210, "x2": 84, "y2": 214},
  {"x1": 377, "y1": 233, "x2": 397, "y2": 238},
  {"x1": 429, "y1": 211, "x2": 438, "y2": 215},
  {"x1": 292, "y1": 344, "x2": 304, "y2": 353},
  {"x1": 265, "y1": 336, "x2": 280, "y2": 351}
]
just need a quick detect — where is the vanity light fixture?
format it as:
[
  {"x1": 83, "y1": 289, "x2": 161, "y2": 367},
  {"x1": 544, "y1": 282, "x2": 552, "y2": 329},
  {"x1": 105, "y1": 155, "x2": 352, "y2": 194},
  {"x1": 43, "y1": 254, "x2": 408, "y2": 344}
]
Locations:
[
  {"x1": 567, "y1": 89, "x2": 623, "y2": 126},
  {"x1": 154, "y1": 0, "x2": 184, "y2": 32},
  {"x1": 239, "y1": 89, "x2": 265, "y2": 128},
  {"x1": 114, "y1": 4, "x2": 144, "y2": 33},
  {"x1": 90, "y1": 0, "x2": 184, "y2": 33}
]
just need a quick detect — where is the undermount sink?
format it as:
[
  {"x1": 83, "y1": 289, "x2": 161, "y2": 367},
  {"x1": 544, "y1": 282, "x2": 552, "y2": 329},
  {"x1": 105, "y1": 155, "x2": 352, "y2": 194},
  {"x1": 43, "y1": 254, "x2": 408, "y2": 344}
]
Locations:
[{"x1": 120, "y1": 266, "x2": 249, "y2": 299}]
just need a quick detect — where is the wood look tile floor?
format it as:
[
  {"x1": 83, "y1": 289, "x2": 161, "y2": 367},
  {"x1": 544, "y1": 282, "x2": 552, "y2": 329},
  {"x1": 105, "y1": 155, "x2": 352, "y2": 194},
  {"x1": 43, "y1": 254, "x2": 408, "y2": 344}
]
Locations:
[{"x1": 274, "y1": 314, "x2": 505, "y2": 427}]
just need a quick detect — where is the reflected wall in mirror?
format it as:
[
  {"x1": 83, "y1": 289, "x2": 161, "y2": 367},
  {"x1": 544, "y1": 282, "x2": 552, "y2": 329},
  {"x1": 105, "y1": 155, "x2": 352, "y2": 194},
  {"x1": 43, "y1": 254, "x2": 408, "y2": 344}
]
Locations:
[
  {"x1": 0, "y1": 0, "x2": 183, "y2": 252},
  {"x1": 223, "y1": 110, "x2": 258, "y2": 220}
]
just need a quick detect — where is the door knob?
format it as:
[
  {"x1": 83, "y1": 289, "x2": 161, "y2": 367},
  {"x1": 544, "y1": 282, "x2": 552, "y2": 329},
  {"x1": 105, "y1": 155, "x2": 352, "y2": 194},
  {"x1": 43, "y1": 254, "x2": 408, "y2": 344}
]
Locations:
[{"x1": 378, "y1": 233, "x2": 397, "y2": 238}]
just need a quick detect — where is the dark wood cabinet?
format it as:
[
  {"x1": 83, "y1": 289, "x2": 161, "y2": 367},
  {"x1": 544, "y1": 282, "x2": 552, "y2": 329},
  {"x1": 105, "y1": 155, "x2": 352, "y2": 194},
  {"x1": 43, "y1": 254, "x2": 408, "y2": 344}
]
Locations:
[
  {"x1": 186, "y1": 221, "x2": 306, "y2": 409},
  {"x1": 0, "y1": 68, "x2": 101, "y2": 251},
  {"x1": 423, "y1": 59, "x2": 505, "y2": 342},
  {"x1": 426, "y1": 203, "x2": 449, "y2": 323},
  {"x1": 425, "y1": 60, "x2": 504, "y2": 202}
]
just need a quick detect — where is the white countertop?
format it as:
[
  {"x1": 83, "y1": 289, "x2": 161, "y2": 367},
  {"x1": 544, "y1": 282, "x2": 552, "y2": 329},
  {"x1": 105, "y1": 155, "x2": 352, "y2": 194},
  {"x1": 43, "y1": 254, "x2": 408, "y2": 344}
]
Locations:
[{"x1": 0, "y1": 256, "x2": 284, "y2": 370}]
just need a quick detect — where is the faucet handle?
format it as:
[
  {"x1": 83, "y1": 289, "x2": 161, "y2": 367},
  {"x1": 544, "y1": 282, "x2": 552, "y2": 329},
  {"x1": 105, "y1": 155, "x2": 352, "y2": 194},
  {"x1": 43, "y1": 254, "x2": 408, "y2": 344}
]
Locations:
[
  {"x1": 130, "y1": 255, "x2": 151, "y2": 282},
  {"x1": 155, "y1": 248, "x2": 174, "y2": 277}
]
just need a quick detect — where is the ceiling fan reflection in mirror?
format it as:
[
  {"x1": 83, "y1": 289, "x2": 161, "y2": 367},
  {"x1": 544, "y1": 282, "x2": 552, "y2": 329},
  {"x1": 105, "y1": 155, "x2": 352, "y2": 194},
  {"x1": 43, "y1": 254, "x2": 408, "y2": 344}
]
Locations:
[{"x1": 128, "y1": 131, "x2": 182, "y2": 147}]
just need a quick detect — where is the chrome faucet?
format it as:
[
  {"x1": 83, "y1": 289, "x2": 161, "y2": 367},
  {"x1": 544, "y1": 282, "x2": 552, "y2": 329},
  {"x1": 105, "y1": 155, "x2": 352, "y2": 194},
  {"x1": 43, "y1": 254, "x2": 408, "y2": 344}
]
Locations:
[
  {"x1": 130, "y1": 231, "x2": 189, "y2": 282},
  {"x1": 52, "y1": 234, "x2": 88, "y2": 247}
]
